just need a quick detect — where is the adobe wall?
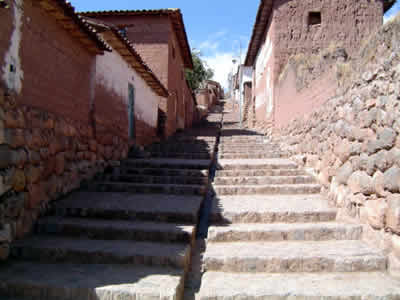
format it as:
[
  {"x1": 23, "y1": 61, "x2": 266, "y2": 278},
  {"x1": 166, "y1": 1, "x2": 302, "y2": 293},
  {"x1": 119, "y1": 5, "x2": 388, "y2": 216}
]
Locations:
[
  {"x1": 95, "y1": 15, "x2": 170, "y2": 87},
  {"x1": 95, "y1": 49, "x2": 161, "y2": 146},
  {"x1": 273, "y1": 17, "x2": 400, "y2": 274},
  {"x1": 167, "y1": 21, "x2": 190, "y2": 136},
  {"x1": 272, "y1": 0, "x2": 384, "y2": 77},
  {"x1": 253, "y1": 15, "x2": 276, "y2": 125}
]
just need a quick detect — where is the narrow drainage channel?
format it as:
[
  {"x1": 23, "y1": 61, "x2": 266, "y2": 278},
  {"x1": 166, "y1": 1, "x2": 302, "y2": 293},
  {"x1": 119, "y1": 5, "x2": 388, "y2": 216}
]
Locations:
[{"x1": 196, "y1": 111, "x2": 223, "y2": 239}]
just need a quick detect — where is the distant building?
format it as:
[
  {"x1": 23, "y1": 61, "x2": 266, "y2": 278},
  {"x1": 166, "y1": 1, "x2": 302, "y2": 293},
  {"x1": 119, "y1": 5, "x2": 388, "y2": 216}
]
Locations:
[{"x1": 81, "y1": 9, "x2": 196, "y2": 137}]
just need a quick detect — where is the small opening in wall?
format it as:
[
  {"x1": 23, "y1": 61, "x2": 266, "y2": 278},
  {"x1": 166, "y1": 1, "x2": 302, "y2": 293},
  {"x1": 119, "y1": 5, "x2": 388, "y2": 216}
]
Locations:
[
  {"x1": 0, "y1": 0, "x2": 9, "y2": 8},
  {"x1": 308, "y1": 11, "x2": 322, "y2": 26}
]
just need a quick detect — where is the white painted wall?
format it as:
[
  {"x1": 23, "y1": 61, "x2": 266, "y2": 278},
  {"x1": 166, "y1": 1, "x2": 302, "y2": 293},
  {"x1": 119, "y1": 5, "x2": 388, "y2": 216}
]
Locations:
[
  {"x1": 2, "y1": 0, "x2": 24, "y2": 94},
  {"x1": 95, "y1": 49, "x2": 162, "y2": 128}
]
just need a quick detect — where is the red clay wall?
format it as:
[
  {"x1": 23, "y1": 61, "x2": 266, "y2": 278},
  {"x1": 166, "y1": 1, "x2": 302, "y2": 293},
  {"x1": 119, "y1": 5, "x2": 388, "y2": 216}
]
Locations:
[
  {"x1": 274, "y1": 63, "x2": 338, "y2": 129},
  {"x1": 272, "y1": 0, "x2": 384, "y2": 77}
]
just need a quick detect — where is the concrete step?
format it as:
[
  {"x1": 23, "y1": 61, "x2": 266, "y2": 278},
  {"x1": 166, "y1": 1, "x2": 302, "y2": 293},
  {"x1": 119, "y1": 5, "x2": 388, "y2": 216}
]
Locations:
[
  {"x1": 210, "y1": 195, "x2": 337, "y2": 224},
  {"x1": 123, "y1": 158, "x2": 211, "y2": 170},
  {"x1": 218, "y1": 152, "x2": 285, "y2": 159},
  {"x1": 207, "y1": 223, "x2": 362, "y2": 242},
  {"x1": 198, "y1": 272, "x2": 400, "y2": 300},
  {"x1": 88, "y1": 182, "x2": 207, "y2": 196},
  {"x1": 203, "y1": 240, "x2": 386, "y2": 273},
  {"x1": 104, "y1": 174, "x2": 209, "y2": 185},
  {"x1": 215, "y1": 169, "x2": 307, "y2": 177},
  {"x1": 214, "y1": 175, "x2": 316, "y2": 186},
  {"x1": 150, "y1": 152, "x2": 212, "y2": 160},
  {"x1": 217, "y1": 159, "x2": 298, "y2": 170},
  {"x1": 37, "y1": 217, "x2": 195, "y2": 244},
  {"x1": 52, "y1": 192, "x2": 203, "y2": 224},
  {"x1": 11, "y1": 235, "x2": 191, "y2": 269},
  {"x1": 122, "y1": 167, "x2": 209, "y2": 178},
  {"x1": 0, "y1": 262, "x2": 184, "y2": 300},
  {"x1": 213, "y1": 184, "x2": 321, "y2": 195}
]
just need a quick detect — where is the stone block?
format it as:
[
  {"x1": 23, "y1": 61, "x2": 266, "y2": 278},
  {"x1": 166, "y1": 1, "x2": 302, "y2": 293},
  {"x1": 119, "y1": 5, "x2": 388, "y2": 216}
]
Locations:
[
  {"x1": 12, "y1": 169, "x2": 26, "y2": 192},
  {"x1": 26, "y1": 165, "x2": 43, "y2": 184},
  {"x1": 55, "y1": 152, "x2": 65, "y2": 175},
  {"x1": 373, "y1": 171, "x2": 386, "y2": 197},
  {"x1": 0, "y1": 145, "x2": 14, "y2": 169},
  {"x1": 4, "y1": 128, "x2": 25, "y2": 148},
  {"x1": 0, "y1": 224, "x2": 12, "y2": 242},
  {"x1": 336, "y1": 161, "x2": 353, "y2": 185},
  {"x1": 0, "y1": 243, "x2": 10, "y2": 261},
  {"x1": 387, "y1": 194, "x2": 400, "y2": 234},
  {"x1": 392, "y1": 234, "x2": 400, "y2": 260},
  {"x1": 384, "y1": 166, "x2": 400, "y2": 193},
  {"x1": 27, "y1": 182, "x2": 48, "y2": 209},
  {"x1": 365, "y1": 199, "x2": 387, "y2": 230},
  {"x1": 378, "y1": 128, "x2": 397, "y2": 150},
  {"x1": 347, "y1": 171, "x2": 374, "y2": 195}
]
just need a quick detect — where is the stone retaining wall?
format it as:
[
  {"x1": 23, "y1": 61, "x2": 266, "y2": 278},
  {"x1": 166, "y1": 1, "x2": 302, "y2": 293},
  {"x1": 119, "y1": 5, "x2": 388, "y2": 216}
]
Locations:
[
  {"x1": 0, "y1": 88, "x2": 128, "y2": 261},
  {"x1": 273, "y1": 16, "x2": 400, "y2": 273}
]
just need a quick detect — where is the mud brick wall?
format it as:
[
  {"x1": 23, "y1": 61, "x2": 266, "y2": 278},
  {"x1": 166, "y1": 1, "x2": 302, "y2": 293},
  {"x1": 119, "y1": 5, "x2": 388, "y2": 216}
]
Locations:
[{"x1": 273, "y1": 17, "x2": 400, "y2": 274}]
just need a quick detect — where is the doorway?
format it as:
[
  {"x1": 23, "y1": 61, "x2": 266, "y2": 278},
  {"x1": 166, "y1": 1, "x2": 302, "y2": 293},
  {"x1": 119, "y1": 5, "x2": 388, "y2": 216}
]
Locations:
[{"x1": 128, "y1": 83, "x2": 135, "y2": 141}]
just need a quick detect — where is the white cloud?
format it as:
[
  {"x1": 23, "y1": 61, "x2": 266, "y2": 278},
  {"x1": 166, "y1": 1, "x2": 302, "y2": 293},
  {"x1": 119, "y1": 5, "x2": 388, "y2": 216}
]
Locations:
[
  {"x1": 198, "y1": 40, "x2": 220, "y2": 51},
  {"x1": 203, "y1": 51, "x2": 247, "y2": 90}
]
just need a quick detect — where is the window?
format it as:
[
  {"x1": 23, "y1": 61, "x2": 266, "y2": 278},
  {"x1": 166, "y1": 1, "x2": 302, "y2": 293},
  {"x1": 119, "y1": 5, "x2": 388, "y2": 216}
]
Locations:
[
  {"x1": 172, "y1": 46, "x2": 176, "y2": 60},
  {"x1": 119, "y1": 27, "x2": 128, "y2": 38},
  {"x1": 308, "y1": 12, "x2": 321, "y2": 26}
]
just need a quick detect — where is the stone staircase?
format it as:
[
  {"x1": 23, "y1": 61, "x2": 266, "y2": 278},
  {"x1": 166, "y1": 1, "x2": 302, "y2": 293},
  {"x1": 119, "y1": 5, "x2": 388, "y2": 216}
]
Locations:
[
  {"x1": 196, "y1": 105, "x2": 400, "y2": 299},
  {"x1": 0, "y1": 104, "x2": 223, "y2": 300}
]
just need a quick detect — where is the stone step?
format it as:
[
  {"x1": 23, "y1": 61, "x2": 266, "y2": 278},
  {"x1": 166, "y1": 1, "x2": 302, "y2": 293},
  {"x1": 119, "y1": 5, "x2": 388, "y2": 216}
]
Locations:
[
  {"x1": 218, "y1": 159, "x2": 298, "y2": 170},
  {"x1": 52, "y1": 192, "x2": 203, "y2": 224},
  {"x1": 88, "y1": 182, "x2": 207, "y2": 196},
  {"x1": 0, "y1": 262, "x2": 184, "y2": 300},
  {"x1": 214, "y1": 175, "x2": 316, "y2": 186},
  {"x1": 11, "y1": 235, "x2": 191, "y2": 269},
  {"x1": 123, "y1": 158, "x2": 211, "y2": 170},
  {"x1": 105, "y1": 174, "x2": 209, "y2": 185},
  {"x1": 213, "y1": 184, "x2": 321, "y2": 195},
  {"x1": 37, "y1": 217, "x2": 195, "y2": 244},
  {"x1": 122, "y1": 167, "x2": 209, "y2": 177},
  {"x1": 150, "y1": 152, "x2": 212, "y2": 159},
  {"x1": 218, "y1": 147, "x2": 281, "y2": 153},
  {"x1": 218, "y1": 152, "x2": 285, "y2": 159},
  {"x1": 215, "y1": 169, "x2": 307, "y2": 177},
  {"x1": 203, "y1": 240, "x2": 386, "y2": 273},
  {"x1": 148, "y1": 145, "x2": 213, "y2": 153},
  {"x1": 210, "y1": 195, "x2": 337, "y2": 224},
  {"x1": 207, "y1": 223, "x2": 362, "y2": 242},
  {"x1": 198, "y1": 272, "x2": 400, "y2": 300}
]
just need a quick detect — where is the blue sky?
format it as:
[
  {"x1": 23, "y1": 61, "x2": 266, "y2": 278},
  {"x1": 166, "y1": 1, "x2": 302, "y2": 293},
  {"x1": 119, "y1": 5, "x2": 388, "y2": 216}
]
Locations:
[{"x1": 71, "y1": 0, "x2": 400, "y2": 88}]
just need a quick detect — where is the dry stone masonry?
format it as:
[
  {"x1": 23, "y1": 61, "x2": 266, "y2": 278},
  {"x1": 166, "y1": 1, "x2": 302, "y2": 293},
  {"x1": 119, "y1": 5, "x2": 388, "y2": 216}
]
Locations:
[{"x1": 274, "y1": 15, "x2": 400, "y2": 273}]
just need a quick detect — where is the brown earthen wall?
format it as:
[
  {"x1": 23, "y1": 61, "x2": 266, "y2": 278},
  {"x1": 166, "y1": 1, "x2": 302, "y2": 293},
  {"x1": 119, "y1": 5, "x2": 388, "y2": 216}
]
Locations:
[{"x1": 272, "y1": 0, "x2": 384, "y2": 77}]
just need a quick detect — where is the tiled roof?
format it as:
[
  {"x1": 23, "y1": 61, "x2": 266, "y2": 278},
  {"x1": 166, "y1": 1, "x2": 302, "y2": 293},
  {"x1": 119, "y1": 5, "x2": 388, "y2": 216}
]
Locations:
[
  {"x1": 36, "y1": 0, "x2": 111, "y2": 54},
  {"x1": 244, "y1": 0, "x2": 396, "y2": 67},
  {"x1": 83, "y1": 17, "x2": 168, "y2": 97},
  {"x1": 80, "y1": 9, "x2": 194, "y2": 69}
]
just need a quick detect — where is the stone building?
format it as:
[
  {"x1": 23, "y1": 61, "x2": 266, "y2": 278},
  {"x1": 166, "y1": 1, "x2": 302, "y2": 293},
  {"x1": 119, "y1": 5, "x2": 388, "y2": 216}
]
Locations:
[
  {"x1": 81, "y1": 9, "x2": 196, "y2": 137},
  {"x1": 244, "y1": 0, "x2": 396, "y2": 130},
  {"x1": 0, "y1": 0, "x2": 167, "y2": 251}
]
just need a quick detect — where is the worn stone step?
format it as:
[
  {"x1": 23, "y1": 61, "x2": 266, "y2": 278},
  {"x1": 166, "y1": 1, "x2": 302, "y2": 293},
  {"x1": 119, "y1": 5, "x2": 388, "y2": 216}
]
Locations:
[
  {"x1": 214, "y1": 175, "x2": 316, "y2": 186},
  {"x1": 198, "y1": 272, "x2": 400, "y2": 300},
  {"x1": 215, "y1": 169, "x2": 306, "y2": 177},
  {"x1": 203, "y1": 240, "x2": 386, "y2": 273},
  {"x1": 11, "y1": 235, "x2": 191, "y2": 269},
  {"x1": 123, "y1": 158, "x2": 211, "y2": 170},
  {"x1": 213, "y1": 184, "x2": 321, "y2": 195},
  {"x1": 0, "y1": 262, "x2": 184, "y2": 300},
  {"x1": 218, "y1": 152, "x2": 285, "y2": 159},
  {"x1": 208, "y1": 223, "x2": 362, "y2": 242},
  {"x1": 150, "y1": 152, "x2": 212, "y2": 159},
  {"x1": 88, "y1": 182, "x2": 207, "y2": 195},
  {"x1": 52, "y1": 192, "x2": 203, "y2": 224},
  {"x1": 217, "y1": 159, "x2": 298, "y2": 170},
  {"x1": 210, "y1": 195, "x2": 337, "y2": 224},
  {"x1": 106, "y1": 174, "x2": 209, "y2": 185},
  {"x1": 218, "y1": 148, "x2": 281, "y2": 154},
  {"x1": 37, "y1": 217, "x2": 195, "y2": 244},
  {"x1": 122, "y1": 167, "x2": 209, "y2": 177}
]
